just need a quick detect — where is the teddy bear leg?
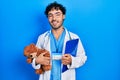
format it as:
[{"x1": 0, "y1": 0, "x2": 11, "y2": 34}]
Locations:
[
  {"x1": 35, "y1": 68, "x2": 44, "y2": 74},
  {"x1": 42, "y1": 65, "x2": 51, "y2": 71}
]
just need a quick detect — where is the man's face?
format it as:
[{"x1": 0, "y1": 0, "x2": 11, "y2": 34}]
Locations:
[{"x1": 48, "y1": 9, "x2": 65, "y2": 30}]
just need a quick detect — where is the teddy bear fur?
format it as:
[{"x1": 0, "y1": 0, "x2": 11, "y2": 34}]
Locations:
[{"x1": 24, "y1": 43, "x2": 51, "y2": 74}]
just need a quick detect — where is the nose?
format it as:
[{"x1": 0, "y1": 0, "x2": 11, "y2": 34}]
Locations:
[{"x1": 52, "y1": 15, "x2": 56, "y2": 20}]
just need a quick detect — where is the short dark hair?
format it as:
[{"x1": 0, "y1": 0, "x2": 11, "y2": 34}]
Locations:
[{"x1": 45, "y1": 1, "x2": 66, "y2": 16}]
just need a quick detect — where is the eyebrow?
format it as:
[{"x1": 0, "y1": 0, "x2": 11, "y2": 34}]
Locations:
[{"x1": 48, "y1": 12, "x2": 61, "y2": 15}]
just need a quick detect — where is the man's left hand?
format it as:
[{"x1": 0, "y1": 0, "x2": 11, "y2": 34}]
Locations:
[{"x1": 62, "y1": 54, "x2": 72, "y2": 65}]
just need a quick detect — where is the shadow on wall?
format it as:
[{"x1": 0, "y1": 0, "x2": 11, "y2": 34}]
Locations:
[
  {"x1": 35, "y1": 13, "x2": 50, "y2": 34},
  {"x1": 15, "y1": 52, "x2": 39, "y2": 80},
  {"x1": 29, "y1": 13, "x2": 50, "y2": 44}
]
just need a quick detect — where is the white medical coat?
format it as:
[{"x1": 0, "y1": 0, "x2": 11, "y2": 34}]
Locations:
[{"x1": 32, "y1": 28, "x2": 87, "y2": 80}]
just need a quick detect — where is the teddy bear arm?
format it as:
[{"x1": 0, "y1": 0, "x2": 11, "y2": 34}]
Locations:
[
  {"x1": 27, "y1": 58, "x2": 33, "y2": 63},
  {"x1": 35, "y1": 67, "x2": 44, "y2": 74}
]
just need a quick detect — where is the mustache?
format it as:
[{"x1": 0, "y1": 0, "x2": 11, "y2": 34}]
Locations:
[{"x1": 51, "y1": 20, "x2": 57, "y2": 23}]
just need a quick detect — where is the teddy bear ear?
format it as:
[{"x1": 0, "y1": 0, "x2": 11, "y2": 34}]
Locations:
[{"x1": 30, "y1": 43, "x2": 35, "y2": 47}]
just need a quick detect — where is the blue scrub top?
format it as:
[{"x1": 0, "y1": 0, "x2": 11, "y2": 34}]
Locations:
[{"x1": 50, "y1": 30, "x2": 66, "y2": 80}]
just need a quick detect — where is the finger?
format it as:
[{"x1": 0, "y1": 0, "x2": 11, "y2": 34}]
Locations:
[
  {"x1": 62, "y1": 60, "x2": 65, "y2": 64},
  {"x1": 62, "y1": 55, "x2": 67, "y2": 58},
  {"x1": 41, "y1": 52, "x2": 47, "y2": 56},
  {"x1": 62, "y1": 58, "x2": 71, "y2": 63},
  {"x1": 44, "y1": 57, "x2": 50, "y2": 60},
  {"x1": 62, "y1": 56, "x2": 69, "y2": 60},
  {"x1": 62, "y1": 57, "x2": 67, "y2": 61},
  {"x1": 62, "y1": 59, "x2": 66, "y2": 63},
  {"x1": 62, "y1": 61, "x2": 68, "y2": 65},
  {"x1": 63, "y1": 54, "x2": 69, "y2": 57},
  {"x1": 63, "y1": 54, "x2": 70, "y2": 59},
  {"x1": 44, "y1": 60, "x2": 50, "y2": 65}
]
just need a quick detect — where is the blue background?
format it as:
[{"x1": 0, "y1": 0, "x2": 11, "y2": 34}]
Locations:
[{"x1": 1, "y1": 0, "x2": 120, "y2": 80}]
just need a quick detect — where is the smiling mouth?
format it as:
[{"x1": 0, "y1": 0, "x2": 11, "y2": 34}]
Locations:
[{"x1": 52, "y1": 21, "x2": 58, "y2": 26}]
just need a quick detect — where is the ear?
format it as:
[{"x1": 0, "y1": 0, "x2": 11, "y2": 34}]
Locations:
[{"x1": 63, "y1": 15, "x2": 65, "y2": 19}]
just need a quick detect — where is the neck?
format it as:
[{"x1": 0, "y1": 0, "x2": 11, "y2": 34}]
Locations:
[{"x1": 52, "y1": 26, "x2": 64, "y2": 40}]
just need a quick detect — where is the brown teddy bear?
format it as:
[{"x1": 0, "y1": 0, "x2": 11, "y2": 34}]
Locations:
[{"x1": 24, "y1": 43, "x2": 51, "y2": 74}]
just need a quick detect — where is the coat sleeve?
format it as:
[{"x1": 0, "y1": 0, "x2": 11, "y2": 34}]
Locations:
[
  {"x1": 31, "y1": 58, "x2": 41, "y2": 69},
  {"x1": 67, "y1": 37, "x2": 87, "y2": 69},
  {"x1": 31, "y1": 34, "x2": 44, "y2": 69}
]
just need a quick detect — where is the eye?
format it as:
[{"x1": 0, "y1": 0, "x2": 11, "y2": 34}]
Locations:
[
  {"x1": 48, "y1": 12, "x2": 62, "y2": 18},
  {"x1": 48, "y1": 14, "x2": 53, "y2": 18},
  {"x1": 55, "y1": 12, "x2": 61, "y2": 16}
]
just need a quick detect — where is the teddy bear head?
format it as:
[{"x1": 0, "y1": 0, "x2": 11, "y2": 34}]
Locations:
[
  {"x1": 24, "y1": 43, "x2": 51, "y2": 74},
  {"x1": 24, "y1": 44, "x2": 37, "y2": 63}
]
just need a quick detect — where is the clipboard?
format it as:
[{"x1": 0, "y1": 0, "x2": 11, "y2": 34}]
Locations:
[{"x1": 62, "y1": 38, "x2": 79, "y2": 73}]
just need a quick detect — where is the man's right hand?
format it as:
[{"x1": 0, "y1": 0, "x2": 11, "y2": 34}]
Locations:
[{"x1": 35, "y1": 51, "x2": 50, "y2": 65}]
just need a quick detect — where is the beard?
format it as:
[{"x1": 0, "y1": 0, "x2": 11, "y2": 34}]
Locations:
[
  {"x1": 51, "y1": 24, "x2": 62, "y2": 30},
  {"x1": 50, "y1": 19, "x2": 64, "y2": 30}
]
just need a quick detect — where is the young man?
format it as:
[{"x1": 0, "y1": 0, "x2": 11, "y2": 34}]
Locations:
[{"x1": 32, "y1": 2, "x2": 87, "y2": 80}]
